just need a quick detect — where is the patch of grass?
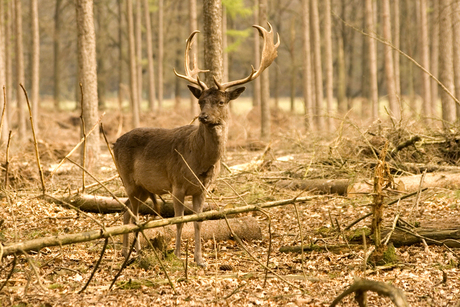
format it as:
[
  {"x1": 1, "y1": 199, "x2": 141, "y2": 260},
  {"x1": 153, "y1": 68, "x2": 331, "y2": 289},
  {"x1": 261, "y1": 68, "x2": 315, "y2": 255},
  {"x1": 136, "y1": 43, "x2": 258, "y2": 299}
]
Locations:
[{"x1": 48, "y1": 283, "x2": 63, "y2": 290}]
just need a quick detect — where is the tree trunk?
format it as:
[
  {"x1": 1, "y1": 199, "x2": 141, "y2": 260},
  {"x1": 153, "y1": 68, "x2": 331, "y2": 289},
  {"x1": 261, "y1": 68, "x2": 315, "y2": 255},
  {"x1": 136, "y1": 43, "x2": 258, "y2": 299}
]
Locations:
[
  {"x1": 381, "y1": 0, "x2": 398, "y2": 119},
  {"x1": 324, "y1": 0, "x2": 333, "y2": 131},
  {"x1": 259, "y1": 0, "x2": 270, "y2": 140},
  {"x1": 452, "y1": 0, "x2": 460, "y2": 118},
  {"x1": 311, "y1": 0, "x2": 324, "y2": 130},
  {"x1": 366, "y1": 0, "x2": 379, "y2": 120},
  {"x1": 392, "y1": 0, "x2": 400, "y2": 99},
  {"x1": 135, "y1": 0, "x2": 142, "y2": 113},
  {"x1": 5, "y1": 0, "x2": 12, "y2": 128},
  {"x1": 420, "y1": 0, "x2": 431, "y2": 120},
  {"x1": 53, "y1": 0, "x2": 62, "y2": 111},
  {"x1": 143, "y1": 0, "x2": 156, "y2": 113},
  {"x1": 189, "y1": 0, "x2": 198, "y2": 115},
  {"x1": 0, "y1": 0, "x2": 8, "y2": 141},
  {"x1": 30, "y1": 0, "x2": 39, "y2": 127},
  {"x1": 203, "y1": 0, "x2": 223, "y2": 86},
  {"x1": 117, "y1": 0, "x2": 124, "y2": 114},
  {"x1": 289, "y1": 16, "x2": 296, "y2": 112},
  {"x1": 302, "y1": 0, "x2": 313, "y2": 130},
  {"x1": 252, "y1": 0, "x2": 260, "y2": 107},
  {"x1": 15, "y1": 0, "x2": 26, "y2": 141},
  {"x1": 158, "y1": 0, "x2": 163, "y2": 111},
  {"x1": 126, "y1": 0, "x2": 139, "y2": 127},
  {"x1": 76, "y1": 0, "x2": 100, "y2": 169},
  {"x1": 439, "y1": 0, "x2": 456, "y2": 124},
  {"x1": 430, "y1": 0, "x2": 439, "y2": 118}
]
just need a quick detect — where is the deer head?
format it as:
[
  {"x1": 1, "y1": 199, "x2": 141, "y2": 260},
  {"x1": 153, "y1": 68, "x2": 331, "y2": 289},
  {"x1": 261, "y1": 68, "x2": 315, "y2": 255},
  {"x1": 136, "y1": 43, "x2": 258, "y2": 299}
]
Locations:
[{"x1": 174, "y1": 23, "x2": 280, "y2": 120}]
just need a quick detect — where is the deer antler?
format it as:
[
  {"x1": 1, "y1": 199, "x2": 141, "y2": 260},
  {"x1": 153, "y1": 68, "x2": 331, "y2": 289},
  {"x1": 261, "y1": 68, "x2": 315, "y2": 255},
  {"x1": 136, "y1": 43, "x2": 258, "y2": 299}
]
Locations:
[
  {"x1": 174, "y1": 30, "x2": 209, "y2": 90},
  {"x1": 214, "y1": 22, "x2": 280, "y2": 91}
]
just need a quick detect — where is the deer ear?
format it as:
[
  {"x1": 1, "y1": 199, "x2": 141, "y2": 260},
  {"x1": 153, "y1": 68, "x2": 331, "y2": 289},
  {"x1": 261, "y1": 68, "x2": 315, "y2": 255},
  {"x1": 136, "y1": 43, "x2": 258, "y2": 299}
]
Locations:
[
  {"x1": 228, "y1": 87, "x2": 245, "y2": 101},
  {"x1": 188, "y1": 85, "x2": 202, "y2": 99}
]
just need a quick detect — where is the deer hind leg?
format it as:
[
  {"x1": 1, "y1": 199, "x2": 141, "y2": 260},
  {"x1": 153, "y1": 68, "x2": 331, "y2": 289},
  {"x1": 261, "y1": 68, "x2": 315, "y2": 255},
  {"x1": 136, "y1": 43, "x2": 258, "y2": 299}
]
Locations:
[
  {"x1": 122, "y1": 190, "x2": 147, "y2": 258},
  {"x1": 193, "y1": 192, "x2": 206, "y2": 267},
  {"x1": 172, "y1": 189, "x2": 185, "y2": 259},
  {"x1": 148, "y1": 192, "x2": 162, "y2": 217}
]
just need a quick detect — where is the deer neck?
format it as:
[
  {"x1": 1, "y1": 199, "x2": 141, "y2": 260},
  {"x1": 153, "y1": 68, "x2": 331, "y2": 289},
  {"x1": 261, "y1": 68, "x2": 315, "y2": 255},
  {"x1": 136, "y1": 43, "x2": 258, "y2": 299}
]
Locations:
[{"x1": 193, "y1": 121, "x2": 227, "y2": 166}]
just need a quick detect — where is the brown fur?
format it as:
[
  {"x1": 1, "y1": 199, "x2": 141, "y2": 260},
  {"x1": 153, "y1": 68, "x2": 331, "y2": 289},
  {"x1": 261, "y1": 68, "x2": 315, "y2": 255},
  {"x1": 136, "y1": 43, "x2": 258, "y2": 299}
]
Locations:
[{"x1": 113, "y1": 86, "x2": 245, "y2": 266}]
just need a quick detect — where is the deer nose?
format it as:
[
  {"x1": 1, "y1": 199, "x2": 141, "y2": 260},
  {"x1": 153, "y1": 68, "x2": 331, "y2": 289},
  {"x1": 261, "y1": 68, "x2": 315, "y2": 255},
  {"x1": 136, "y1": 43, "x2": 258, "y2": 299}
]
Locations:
[{"x1": 199, "y1": 113, "x2": 209, "y2": 123}]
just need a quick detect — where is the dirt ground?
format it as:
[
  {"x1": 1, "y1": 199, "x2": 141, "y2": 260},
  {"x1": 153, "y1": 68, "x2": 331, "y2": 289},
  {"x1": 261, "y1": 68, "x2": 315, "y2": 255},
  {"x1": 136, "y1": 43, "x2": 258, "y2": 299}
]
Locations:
[{"x1": 1, "y1": 100, "x2": 460, "y2": 306}]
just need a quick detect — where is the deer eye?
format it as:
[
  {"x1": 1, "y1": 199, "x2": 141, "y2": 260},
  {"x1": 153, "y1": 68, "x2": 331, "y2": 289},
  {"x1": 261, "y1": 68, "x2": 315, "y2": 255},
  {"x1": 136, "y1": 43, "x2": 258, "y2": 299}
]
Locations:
[{"x1": 218, "y1": 100, "x2": 225, "y2": 106}]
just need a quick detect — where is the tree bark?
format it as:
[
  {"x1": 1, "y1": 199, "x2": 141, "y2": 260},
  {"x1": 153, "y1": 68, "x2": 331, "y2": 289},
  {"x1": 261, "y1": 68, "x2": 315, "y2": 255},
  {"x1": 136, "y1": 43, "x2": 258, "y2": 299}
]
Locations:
[
  {"x1": 203, "y1": 0, "x2": 223, "y2": 86},
  {"x1": 324, "y1": 0, "x2": 333, "y2": 132},
  {"x1": 76, "y1": 0, "x2": 100, "y2": 169},
  {"x1": 439, "y1": 0, "x2": 456, "y2": 124},
  {"x1": 158, "y1": 0, "x2": 164, "y2": 111},
  {"x1": 452, "y1": 0, "x2": 460, "y2": 118},
  {"x1": 30, "y1": 0, "x2": 39, "y2": 127},
  {"x1": 126, "y1": 0, "x2": 139, "y2": 127},
  {"x1": 392, "y1": 0, "x2": 400, "y2": 99},
  {"x1": 430, "y1": 0, "x2": 439, "y2": 118},
  {"x1": 311, "y1": 0, "x2": 324, "y2": 130},
  {"x1": 252, "y1": 0, "x2": 260, "y2": 107},
  {"x1": 189, "y1": 0, "x2": 198, "y2": 115},
  {"x1": 420, "y1": 0, "x2": 431, "y2": 120},
  {"x1": 15, "y1": 0, "x2": 26, "y2": 141},
  {"x1": 53, "y1": 0, "x2": 62, "y2": 111},
  {"x1": 302, "y1": 0, "x2": 313, "y2": 130},
  {"x1": 381, "y1": 0, "x2": 398, "y2": 119},
  {"x1": 289, "y1": 16, "x2": 296, "y2": 112},
  {"x1": 135, "y1": 0, "x2": 142, "y2": 112},
  {"x1": 0, "y1": 0, "x2": 7, "y2": 141},
  {"x1": 259, "y1": 0, "x2": 270, "y2": 140},
  {"x1": 5, "y1": 0, "x2": 12, "y2": 128},
  {"x1": 143, "y1": 0, "x2": 156, "y2": 113},
  {"x1": 366, "y1": 0, "x2": 379, "y2": 120}
]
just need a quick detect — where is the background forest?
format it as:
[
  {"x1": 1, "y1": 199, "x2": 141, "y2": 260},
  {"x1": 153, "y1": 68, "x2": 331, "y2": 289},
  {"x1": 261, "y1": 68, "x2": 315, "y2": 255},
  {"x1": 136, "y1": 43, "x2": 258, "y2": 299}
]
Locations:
[
  {"x1": 0, "y1": 0, "x2": 458, "y2": 139},
  {"x1": 1, "y1": 0, "x2": 460, "y2": 306}
]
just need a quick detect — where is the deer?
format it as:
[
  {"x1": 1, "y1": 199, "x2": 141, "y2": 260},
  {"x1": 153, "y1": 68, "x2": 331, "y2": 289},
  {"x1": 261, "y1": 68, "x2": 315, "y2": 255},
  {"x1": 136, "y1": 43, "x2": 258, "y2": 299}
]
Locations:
[{"x1": 113, "y1": 23, "x2": 279, "y2": 267}]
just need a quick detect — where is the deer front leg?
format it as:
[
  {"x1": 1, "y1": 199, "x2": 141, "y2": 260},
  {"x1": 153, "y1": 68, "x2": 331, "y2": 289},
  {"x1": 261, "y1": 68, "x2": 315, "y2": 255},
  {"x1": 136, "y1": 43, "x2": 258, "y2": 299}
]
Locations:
[
  {"x1": 193, "y1": 193, "x2": 206, "y2": 267},
  {"x1": 122, "y1": 196, "x2": 141, "y2": 258},
  {"x1": 173, "y1": 189, "x2": 185, "y2": 259}
]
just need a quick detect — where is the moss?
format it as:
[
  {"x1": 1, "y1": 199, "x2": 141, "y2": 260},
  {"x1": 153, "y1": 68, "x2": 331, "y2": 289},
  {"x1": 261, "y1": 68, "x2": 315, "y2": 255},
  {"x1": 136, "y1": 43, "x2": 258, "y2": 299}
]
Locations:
[{"x1": 381, "y1": 243, "x2": 399, "y2": 265}]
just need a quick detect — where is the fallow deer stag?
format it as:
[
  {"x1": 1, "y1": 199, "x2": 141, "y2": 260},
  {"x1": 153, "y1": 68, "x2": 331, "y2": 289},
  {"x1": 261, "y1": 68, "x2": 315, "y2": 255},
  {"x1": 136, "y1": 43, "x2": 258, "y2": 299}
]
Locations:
[{"x1": 113, "y1": 23, "x2": 279, "y2": 266}]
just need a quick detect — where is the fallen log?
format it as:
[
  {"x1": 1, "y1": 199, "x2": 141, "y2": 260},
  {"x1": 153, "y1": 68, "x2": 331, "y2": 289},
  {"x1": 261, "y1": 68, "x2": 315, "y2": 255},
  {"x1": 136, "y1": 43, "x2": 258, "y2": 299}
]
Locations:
[
  {"x1": 385, "y1": 226, "x2": 460, "y2": 248},
  {"x1": 2, "y1": 195, "x2": 320, "y2": 257},
  {"x1": 349, "y1": 171, "x2": 460, "y2": 195},
  {"x1": 56, "y1": 194, "x2": 213, "y2": 217},
  {"x1": 276, "y1": 178, "x2": 349, "y2": 195},
  {"x1": 139, "y1": 216, "x2": 262, "y2": 249}
]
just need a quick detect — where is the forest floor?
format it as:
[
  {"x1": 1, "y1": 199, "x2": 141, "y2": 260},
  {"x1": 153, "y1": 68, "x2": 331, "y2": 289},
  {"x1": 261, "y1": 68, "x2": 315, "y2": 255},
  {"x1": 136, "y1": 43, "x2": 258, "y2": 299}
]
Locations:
[{"x1": 0, "y1": 98, "x2": 460, "y2": 306}]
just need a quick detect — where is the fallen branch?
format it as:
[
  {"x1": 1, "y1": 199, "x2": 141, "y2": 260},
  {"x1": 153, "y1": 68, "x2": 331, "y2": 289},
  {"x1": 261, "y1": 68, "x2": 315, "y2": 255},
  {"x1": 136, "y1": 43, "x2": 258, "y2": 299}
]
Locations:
[
  {"x1": 329, "y1": 277, "x2": 409, "y2": 307},
  {"x1": 1, "y1": 196, "x2": 320, "y2": 257},
  {"x1": 275, "y1": 178, "x2": 349, "y2": 195}
]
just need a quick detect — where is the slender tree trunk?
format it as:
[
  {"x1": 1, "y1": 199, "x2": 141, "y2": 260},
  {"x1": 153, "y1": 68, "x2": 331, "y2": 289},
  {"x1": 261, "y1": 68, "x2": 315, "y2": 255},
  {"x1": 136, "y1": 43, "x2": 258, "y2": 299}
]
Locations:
[
  {"x1": 273, "y1": 0, "x2": 281, "y2": 109},
  {"x1": 381, "y1": 0, "x2": 398, "y2": 119},
  {"x1": 311, "y1": 0, "x2": 324, "y2": 130},
  {"x1": 324, "y1": 0, "x2": 333, "y2": 131},
  {"x1": 189, "y1": 0, "x2": 197, "y2": 115},
  {"x1": 302, "y1": 0, "x2": 313, "y2": 130},
  {"x1": 222, "y1": 5, "x2": 228, "y2": 83},
  {"x1": 393, "y1": 0, "x2": 400, "y2": 99},
  {"x1": 135, "y1": 0, "x2": 142, "y2": 112},
  {"x1": 203, "y1": 0, "x2": 223, "y2": 86},
  {"x1": 259, "y1": 0, "x2": 270, "y2": 140},
  {"x1": 30, "y1": 0, "x2": 39, "y2": 126},
  {"x1": 174, "y1": 1, "x2": 182, "y2": 107},
  {"x1": 143, "y1": 0, "x2": 156, "y2": 113},
  {"x1": 76, "y1": 0, "x2": 100, "y2": 169},
  {"x1": 54, "y1": 0, "x2": 62, "y2": 111},
  {"x1": 252, "y1": 0, "x2": 260, "y2": 107},
  {"x1": 439, "y1": 0, "x2": 456, "y2": 124},
  {"x1": 15, "y1": 0, "x2": 26, "y2": 140},
  {"x1": 5, "y1": 0, "x2": 12, "y2": 127},
  {"x1": 289, "y1": 16, "x2": 296, "y2": 112},
  {"x1": 420, "y1": 0, "x2": 431, "y2": 119},
  {"x1": 0, "y1": 0, "x2": 7, "y2": 140},
  {"x1": 127, "y1": 0, "x2": 139, "y2": 127},
  {"x1": 158, "y1": 0, "x2": 163, "y2": 111},
  {"x1": 366, "y1": 0, "x2": 379, "y2": 120},
  {"x1": 453, "y1": 0, "x2": 460, "y2": 118},
  {"x1": 430, "y1": 0, "x2": 439, "y2": 118},
  {"x1": 118, "y1": 0, "x2": 123, "y2": 110}
]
